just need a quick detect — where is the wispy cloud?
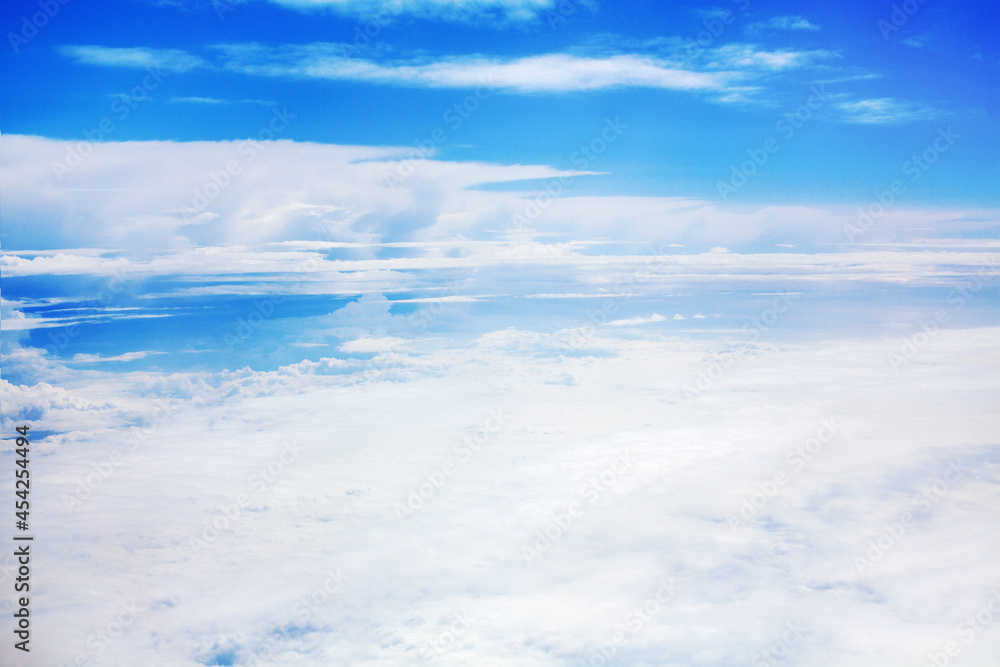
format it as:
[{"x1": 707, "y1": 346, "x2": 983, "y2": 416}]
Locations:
[
  {"x1": 266, "y1": 0, "x2": 579, "y2": 23},
  {"x1": 169, "y1": 96, "x2": 230, "y2": 105},
  {"x1": 747, "y1": 15, "x2": 820, "y2": 33},
  {"x1": 702, "y1": 44, "x2": 835, "y2": 71},
  {"x1": 836, "y1": 97, "x2": 944, "y2": 124},
  {"x1": 169, "y1": 96, "x2": 277, "y2": 105},
  {"x1": 70, "y1": 351, "x2": 165, "y2": 363},
  {"x1": 216, "y1": 46, "x2": 735, "y2": 93},
  {"x1": 606, "y1": 314, "x2": 666, "y2": 326},
  {"x1": 58, "y1": 45, "x2": 204, "y2": 72},
  {"x1": 57, "y1": 42, "x2": 842, "y2": 97}
]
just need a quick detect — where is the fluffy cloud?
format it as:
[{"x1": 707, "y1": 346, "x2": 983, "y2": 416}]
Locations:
[
  {"x1": 2, "y1": 127, "x2": 998, "y2": 666},
  {"x1": 3, "y1": 135, "x2": 995, "y2": 257},
  {"x1": 2, "y1": 325, "x2": 998, "y2": 665}
]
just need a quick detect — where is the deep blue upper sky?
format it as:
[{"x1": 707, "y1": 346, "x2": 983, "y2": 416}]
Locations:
[{"x1": 2, "y1": 0, "x2": 998, "y2": 206}]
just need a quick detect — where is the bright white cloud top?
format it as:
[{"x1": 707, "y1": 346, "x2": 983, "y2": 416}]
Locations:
[{"x1": 2, "y1": 130, "x2": 998, "y2": 666}]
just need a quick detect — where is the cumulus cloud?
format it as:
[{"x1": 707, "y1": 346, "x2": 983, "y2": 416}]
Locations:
[{"x1": 4, "y1": 135, "x2": 995, "y2": 263}]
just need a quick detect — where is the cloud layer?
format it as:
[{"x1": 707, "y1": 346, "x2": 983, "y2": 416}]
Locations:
[
  {"x1": 2, "y1": 324, "x2": 998, "y2": 665},
  {"x1": 2, "y1": 134, "x2": 997, "y2": 666}
]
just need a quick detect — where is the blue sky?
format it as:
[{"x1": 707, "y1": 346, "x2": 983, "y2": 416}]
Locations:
[
  {"x1": 2, "y1": 0, "x2": 998, "y2": 204},
  {"x1": 1, "y1": 1, "x2": 999, "y2": 666}
]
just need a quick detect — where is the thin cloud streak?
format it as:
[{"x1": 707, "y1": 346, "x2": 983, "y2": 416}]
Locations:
[{"x1": 58, "y1": 45, "x2": 205, "y2": 72}]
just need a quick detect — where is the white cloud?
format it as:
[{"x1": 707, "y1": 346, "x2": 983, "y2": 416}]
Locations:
[
  {"x1": 216, "y1": 46, "x2": 734, "y2": 92},
  {"x1": 57, "y1": 42, "x2": 839, "y2": 97},
  {"x1": 267, "y1": 0, "x2": 577, "y2": 23},
  {"x1": 169, "y1": 96, "x2": 230, "y2": 105},
  {"x1": 58, "y1": 45, "x2": 205, "y2": 72},
  {"x1": 4, "y1": 245, "x2": 997, "y2": 290},
  {"x1": 605, "y1": 313, "x2": 666, "y2": 326},
  {"x1": 2, "y1": 135, "x2": 996, "y2": 302},
  {"x1": 0, "y1": 307, "x2": 173, "y2": 331},
  {"x1": 1, "y1": 123, "x2": 997, "y2": 666},
  {"x1": 836, "y1": 97, "x2": 944, "y2": 124},
  {"x1": 70, "y1": 351, "x2": 165, "y2": 363},
  {"x1": 169, "y1": 96, "x2": 278, "y2": 106},
  {"x1": 2, "y1": 325, "x2": 998, "y2": 664},
  {"x1": 703, "y1": 44, "x2": 835, "y2": 71},
  {"x1": 747, "y1": 15, "x2": 820, "y2": 32}
]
